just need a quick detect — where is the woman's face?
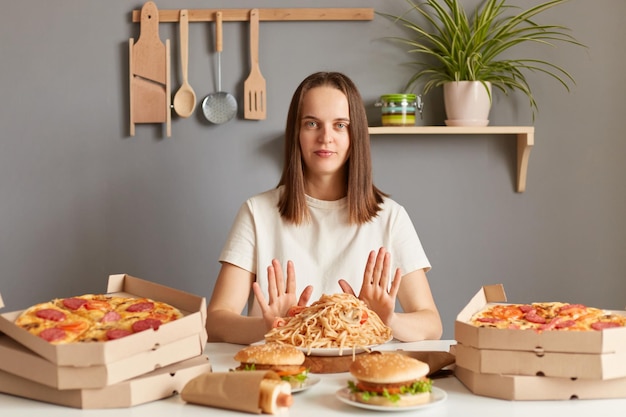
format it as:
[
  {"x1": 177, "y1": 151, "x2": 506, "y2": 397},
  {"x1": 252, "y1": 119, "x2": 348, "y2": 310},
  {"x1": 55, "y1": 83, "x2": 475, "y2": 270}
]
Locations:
[{"x1": 298, "y1": 86, "x2": 351, "y2": 181}]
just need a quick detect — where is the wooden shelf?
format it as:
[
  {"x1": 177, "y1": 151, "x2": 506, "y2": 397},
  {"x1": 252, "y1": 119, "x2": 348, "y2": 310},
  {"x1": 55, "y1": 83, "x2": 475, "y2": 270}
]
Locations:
[
  {"x1": 131, "y1": 8, "x2": 374, "y2": 23},
  {"x1": 368, "y1": 126, "x2": 534, "y2": 193}
]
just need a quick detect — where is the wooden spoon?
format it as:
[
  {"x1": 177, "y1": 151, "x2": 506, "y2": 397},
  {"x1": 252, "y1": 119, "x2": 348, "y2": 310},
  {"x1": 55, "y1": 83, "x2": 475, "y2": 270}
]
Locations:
[{"x1": 173, "y1": 9, "x2": 196, "y2": 118}]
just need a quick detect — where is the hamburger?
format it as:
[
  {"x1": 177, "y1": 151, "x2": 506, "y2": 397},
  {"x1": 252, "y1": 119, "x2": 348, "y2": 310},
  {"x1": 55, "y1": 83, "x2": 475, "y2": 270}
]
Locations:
[
  {"x1": 234, "y1": 343, "x2": 309, "y2": 389},
  {"x1": 348, "y1": 352, "x2": 432, "y2": 407}
]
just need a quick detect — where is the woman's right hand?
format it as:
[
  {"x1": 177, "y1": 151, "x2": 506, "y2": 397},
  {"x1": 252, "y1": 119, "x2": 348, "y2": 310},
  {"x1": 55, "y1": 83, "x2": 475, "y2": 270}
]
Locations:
[{"x1": 252, "y1": 259, "x2": 313, "y2": 330}]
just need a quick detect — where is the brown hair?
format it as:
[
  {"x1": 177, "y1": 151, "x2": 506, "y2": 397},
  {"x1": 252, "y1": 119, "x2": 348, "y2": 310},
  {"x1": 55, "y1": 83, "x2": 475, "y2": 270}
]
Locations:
[{"x1": 277, "y1": 72, "x2": 386, "y2": 225}]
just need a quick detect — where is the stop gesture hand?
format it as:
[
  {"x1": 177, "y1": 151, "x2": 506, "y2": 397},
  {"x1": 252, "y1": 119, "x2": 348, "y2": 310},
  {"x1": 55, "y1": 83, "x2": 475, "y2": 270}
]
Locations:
[
  {"x1": 339, "y1": 247, "x2": 401, "y2": 324},
  {"x1": 253, "y1": 259, "x2": 313, "y2": 330}
]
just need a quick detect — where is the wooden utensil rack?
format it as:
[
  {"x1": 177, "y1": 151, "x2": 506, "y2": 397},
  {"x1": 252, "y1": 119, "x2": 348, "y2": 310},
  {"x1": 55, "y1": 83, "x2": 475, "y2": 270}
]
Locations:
[
  {"x1": 129, "y1": 6, "x2": 373, "y2": 137},
  {"x1": 131, "y1": 8, "x2": 375, "y2": 23}
]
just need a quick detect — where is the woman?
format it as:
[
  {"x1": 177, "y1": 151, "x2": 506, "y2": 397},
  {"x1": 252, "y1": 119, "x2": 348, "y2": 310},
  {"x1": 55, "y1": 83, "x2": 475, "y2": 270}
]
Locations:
[{"x1": 206, "y1": 72, "x2": 442, "y2": 344}]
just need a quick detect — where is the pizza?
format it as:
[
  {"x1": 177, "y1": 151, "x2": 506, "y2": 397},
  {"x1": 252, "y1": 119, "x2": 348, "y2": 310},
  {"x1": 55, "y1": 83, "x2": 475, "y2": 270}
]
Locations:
[
  {"x1": 14, "y1": 294, "x2": 183, "y2": 344},
  {"x1": 469, "y1": 302, "x2": 626, "y2": 331}
]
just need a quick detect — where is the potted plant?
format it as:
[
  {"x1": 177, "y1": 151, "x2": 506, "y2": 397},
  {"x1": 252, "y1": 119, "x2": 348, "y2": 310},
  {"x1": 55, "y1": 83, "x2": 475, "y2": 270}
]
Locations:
[{"x1": 378, "y1": 0, "x2": 584, "y2": 125}]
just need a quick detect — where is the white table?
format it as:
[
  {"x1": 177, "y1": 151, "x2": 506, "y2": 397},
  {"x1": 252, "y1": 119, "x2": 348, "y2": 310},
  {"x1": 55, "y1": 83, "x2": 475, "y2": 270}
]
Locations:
[{"x1": 2, "y1": 340, "x2": 626, "y2": 416}]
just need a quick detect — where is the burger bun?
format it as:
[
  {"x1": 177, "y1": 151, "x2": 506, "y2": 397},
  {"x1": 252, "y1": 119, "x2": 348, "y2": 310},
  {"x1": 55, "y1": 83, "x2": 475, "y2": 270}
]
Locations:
[
  {"x1": 349, "y1": 352, "x2": 432, "y2": 407},
  {"x1": 234, "y1": 343, "x2": 305, "y2": 365},
  {"x1": 349, "y1": 352, "x2": 429, "y2": 383}
]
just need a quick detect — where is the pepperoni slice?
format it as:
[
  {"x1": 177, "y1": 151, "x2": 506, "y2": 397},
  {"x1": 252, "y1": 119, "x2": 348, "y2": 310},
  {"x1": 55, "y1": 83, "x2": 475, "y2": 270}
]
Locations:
[
  {"x1": 35, "y1": 308, "x2": 66, "y2": 322},
  {"x1": 524, "y1": 311, "x2": 546, "y2": 324},
  {"x1": 63, "y1": 297, "x2": 88, "y2": 311},
  {"x1": 538, "y1": 318, "x2": 557, "y2": 331},
  {"x1": 106, "y1": 329, "x2": 133, "y2": 340},
  {"x1": 126, "y1": 301, "x2": 154, "y2": 313},
  {"x1": 101, "y1": 311, "x2": 122, "y2": 323},
  {"x1": 591, "y1": 321, "x2": 622, "y2": 330},
  {"x1": 519, "y1": 304, "x2": 534, "y2": 313},
  {"x1": 558, "y1": 303, "x2": 586, "y2": 313},
  {"x1": 554, "y1": 319, "x2": 576, "y2": 329},
  {"x1": 132, "y1": 318, "x2": 162, "y2": 333},
  {"x1": 39, "y1": 327, "x2": 66, "y2": 342},
  {"x1": 476, "y1": 317, "x2": 500, "y2": 323}
]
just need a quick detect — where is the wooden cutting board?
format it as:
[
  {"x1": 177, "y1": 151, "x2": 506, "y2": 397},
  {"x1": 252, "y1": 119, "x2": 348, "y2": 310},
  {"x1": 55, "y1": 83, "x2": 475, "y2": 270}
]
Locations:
[
  {"x1": 129, "y1": 1, "x2": 171, "y2": 136},
  {"x1": 303, "y1": 350, "x2": 455, "y2": 375},
  {"x1": 303, "y1": 353, "x2": 367, "y2": 374}
]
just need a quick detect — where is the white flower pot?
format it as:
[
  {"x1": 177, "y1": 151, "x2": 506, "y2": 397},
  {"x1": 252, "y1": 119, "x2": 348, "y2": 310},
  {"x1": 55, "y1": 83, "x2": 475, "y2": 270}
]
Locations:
[{"x1": 443, "y1": 81, "x2": 492, "y2": 126}]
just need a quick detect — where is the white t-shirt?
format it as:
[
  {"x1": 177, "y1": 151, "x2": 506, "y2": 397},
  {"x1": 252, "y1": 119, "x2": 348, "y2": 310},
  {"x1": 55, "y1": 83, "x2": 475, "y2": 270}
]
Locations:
[{"x1": 219, "y1": 186, "x2": 431, "y2": 316}]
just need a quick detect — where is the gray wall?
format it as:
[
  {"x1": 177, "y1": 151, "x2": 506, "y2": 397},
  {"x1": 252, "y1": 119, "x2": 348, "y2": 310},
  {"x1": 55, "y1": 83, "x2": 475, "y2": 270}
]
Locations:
[{"x1": 1, "y1": 0, "x2": 624, "y2": 339}]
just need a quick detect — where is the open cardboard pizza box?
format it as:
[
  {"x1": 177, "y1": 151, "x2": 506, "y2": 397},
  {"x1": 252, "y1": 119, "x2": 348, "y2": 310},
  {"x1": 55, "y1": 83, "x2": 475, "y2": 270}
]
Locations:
[
  {"x1": 0, "y1": 354, "x2": 212, "y2": 409},
  {"x1": 455, "y1": 284, "x2": 626, "y2": 354},
  {"x1": 0, "y1": 274, "x2": 208, "y2": 366},
  {"x1": 455, "y1": 365, "x2": 626, "y2": 401},
  {"x1": 455, "y1": 342, "x2": 626, "y2": 380}
]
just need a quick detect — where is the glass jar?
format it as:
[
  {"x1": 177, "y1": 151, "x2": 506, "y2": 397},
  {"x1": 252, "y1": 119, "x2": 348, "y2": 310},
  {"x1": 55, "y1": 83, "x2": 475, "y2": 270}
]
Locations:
[{"x1": 375, "y1": 94, "x2": 423, "y2": 126}]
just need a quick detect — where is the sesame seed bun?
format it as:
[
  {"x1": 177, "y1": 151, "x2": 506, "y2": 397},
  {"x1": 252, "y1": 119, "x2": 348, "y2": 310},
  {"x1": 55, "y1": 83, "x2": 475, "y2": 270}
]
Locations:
[
  {"x1": 349, "y1": 352, "x2": 429, "y2": 384},
  {"x1": 234, "y1": 343, "x2": 305, "y2": 366},
  {"x1": 348, "y1": 352, "x2": 432, "y2": 407}
]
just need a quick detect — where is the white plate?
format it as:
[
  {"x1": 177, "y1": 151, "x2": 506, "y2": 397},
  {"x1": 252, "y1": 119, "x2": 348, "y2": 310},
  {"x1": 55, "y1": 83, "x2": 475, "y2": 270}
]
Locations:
[
  {"x1": 335, "y1": 386, "x2": 447, "y2": 412},
  {"x1": 296, "y1": 337, "x2": 393, "y2": 357},
  {"x1": 291, "y1": 375, "x2": 321, "y2": 393}
]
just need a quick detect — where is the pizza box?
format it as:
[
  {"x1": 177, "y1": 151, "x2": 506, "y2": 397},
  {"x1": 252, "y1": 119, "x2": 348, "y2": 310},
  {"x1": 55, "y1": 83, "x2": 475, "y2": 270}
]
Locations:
[
  {"x1": 0, "y1": 274, "x2": 208, "y2": 366},
  {"x1": 455, "y1": 342, "x2": 626, "y2": 380},
  {"x1": 455, "y1": 365, "x2": 626, "y2": 401},
  {"x1": 0, "y1": 330, "x2": 205, "y2": 389},
  {"x1": 0, "y1": 354, "x2": 212, "y2": 409},
  {"x1": 455, "y1": 284, "x2": 626, "y2": 354}
]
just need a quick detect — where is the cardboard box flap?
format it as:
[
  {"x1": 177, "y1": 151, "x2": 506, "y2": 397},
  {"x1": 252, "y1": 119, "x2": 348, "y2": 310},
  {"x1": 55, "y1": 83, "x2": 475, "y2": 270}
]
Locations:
[
  {"x1": 456, "y1": 284, "x2": 506, "y2": 322},
  {"x1": 107, "y1": 274, "x2": 207, "y2": 317}
]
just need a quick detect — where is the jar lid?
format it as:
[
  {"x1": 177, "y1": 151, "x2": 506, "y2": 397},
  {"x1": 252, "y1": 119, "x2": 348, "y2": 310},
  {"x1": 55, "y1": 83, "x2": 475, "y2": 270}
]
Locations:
[{"x1": 379, "y1": 94, "x2": 417, "y2": 101}]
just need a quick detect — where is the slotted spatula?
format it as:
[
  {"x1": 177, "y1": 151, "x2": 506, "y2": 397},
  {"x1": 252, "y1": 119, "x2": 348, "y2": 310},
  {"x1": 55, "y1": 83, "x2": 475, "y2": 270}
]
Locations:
[{"x1": 243, "y1": 8, "x2": 267, "y2": 120}]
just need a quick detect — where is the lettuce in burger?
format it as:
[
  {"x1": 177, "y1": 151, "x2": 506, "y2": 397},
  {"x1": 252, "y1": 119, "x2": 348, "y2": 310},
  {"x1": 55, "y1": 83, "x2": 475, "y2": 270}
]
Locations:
[{"x1": 348, "y1": 351, "x2": 432, "y2": 407}]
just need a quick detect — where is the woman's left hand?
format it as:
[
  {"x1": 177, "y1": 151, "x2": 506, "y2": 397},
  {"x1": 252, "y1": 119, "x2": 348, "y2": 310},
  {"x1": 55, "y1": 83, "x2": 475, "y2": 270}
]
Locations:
[{"x1": 338, "y1": 247, "x2": 402, "y2": 324}]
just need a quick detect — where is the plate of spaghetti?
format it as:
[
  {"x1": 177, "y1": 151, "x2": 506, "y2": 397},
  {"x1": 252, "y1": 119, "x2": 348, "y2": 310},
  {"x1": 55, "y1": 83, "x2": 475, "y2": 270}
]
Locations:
[{"x1": 264, "y1": 293, "x2": 393, "y2": 356}]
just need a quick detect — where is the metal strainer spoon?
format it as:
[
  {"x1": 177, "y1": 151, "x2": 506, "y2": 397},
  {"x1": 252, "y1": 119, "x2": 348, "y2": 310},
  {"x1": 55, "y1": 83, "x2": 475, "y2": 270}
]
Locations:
[{"x1": 202, "y1": 11, "x2": 237, "y2": 124}]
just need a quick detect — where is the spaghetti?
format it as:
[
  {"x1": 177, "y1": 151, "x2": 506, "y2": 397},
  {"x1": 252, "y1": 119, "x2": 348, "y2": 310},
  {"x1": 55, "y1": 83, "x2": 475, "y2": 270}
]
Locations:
[{"x1": 264, "y1": 293, "x2": 392, "y2": 355}]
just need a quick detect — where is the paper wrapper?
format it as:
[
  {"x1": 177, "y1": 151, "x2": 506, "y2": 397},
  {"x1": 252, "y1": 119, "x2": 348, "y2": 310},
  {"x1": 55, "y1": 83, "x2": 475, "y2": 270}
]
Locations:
[{"x1": 181, "y1": 370, "x2": 290, "y2": 414}]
